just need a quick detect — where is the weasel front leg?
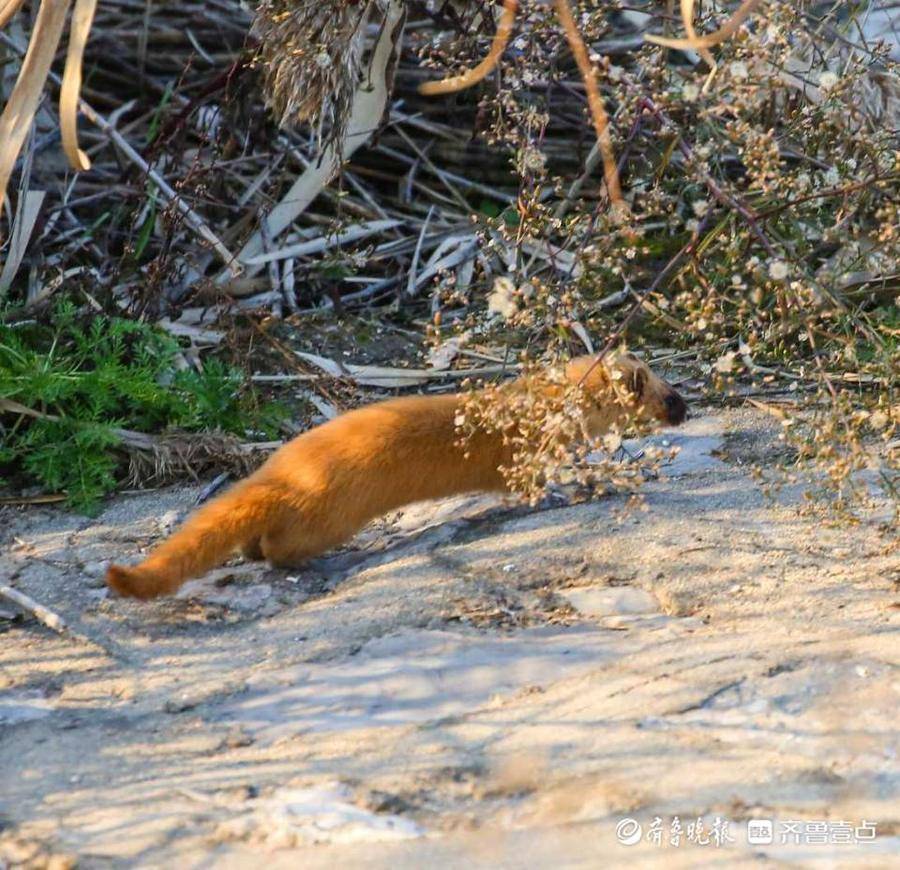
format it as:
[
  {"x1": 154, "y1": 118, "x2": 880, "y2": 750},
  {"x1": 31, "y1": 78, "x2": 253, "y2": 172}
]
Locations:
[
  {"x1": 259, "y1": 514, "x2": 350, "y2": 569},
  {"x1": 241, "y1": 537, "x2": 264, "y2": 561},
  {"x1": 260, "y1": 532, "x2": 319, "y2": 568}
]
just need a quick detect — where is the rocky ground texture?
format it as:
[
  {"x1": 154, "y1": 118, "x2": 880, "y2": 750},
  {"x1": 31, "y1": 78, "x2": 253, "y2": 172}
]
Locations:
[{"x1": 1, "y1": 408, "x2": 898, "y2": 869}]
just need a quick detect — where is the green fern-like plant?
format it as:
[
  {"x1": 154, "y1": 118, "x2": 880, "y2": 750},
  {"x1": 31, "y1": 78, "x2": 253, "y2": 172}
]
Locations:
[{"x1": 0, "y1": 303, "x2": 284, "y2": 512}]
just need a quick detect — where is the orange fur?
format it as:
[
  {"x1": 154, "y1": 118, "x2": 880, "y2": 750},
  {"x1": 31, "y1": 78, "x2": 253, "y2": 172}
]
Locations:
[{"x1": 106, "y1": 354, "x2": 686, "y2": 599}]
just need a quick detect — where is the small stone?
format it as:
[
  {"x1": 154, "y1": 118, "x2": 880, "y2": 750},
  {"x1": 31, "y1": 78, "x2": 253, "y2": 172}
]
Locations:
[
  {"x1": 257, "y1": 599, "x2": 282, "y2": 618},
  {"x1": 230, "y1": 584, "x2": 274, "y2": 613},
  {"x1": 224, "y1": 727, "x2": 254, "y2": 749},
  {"x1": 82, "y1": 560, "x2": 106, "y2": 578},
  {"x1": 158, "y1": 510, "x2": 182, "y2": 533},
  {"x1": 560, "y1": 586, "x2": 659, "y2": 617},
  {"x1": 82, "y1": 561, "x2": 108, "y2": 587},
  {"x1": 164, "y1": 696, "x2": 198, "y2": 714}
]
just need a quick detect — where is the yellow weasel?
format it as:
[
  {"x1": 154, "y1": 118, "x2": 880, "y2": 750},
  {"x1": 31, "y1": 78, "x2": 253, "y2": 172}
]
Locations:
[{"x1": 107, "y1": 353, "x2": 687, "y2": 599}]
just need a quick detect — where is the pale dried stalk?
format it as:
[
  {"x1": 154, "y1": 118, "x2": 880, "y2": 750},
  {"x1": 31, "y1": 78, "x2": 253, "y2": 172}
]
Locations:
[
  {"x1": 0, "y1": 0, "x2": 27, "y2": 29},
  {"x1": 680, "y1": 0, "x2": 718, "y2": 91},
  {"x1": 418, "y1": 0, "x2": 518, "y2": 96},
  {"x1": 0, "y1": 0, "x2": 71, "y2": 213},
  {"x1": 0, "y1": 584, "x2": 68, "y2": 633},
  {"x1": 60, "y1": 0, "x2": 99, "y2": 172},
  {"x1": 645, "y1": 0, "x2": 763, "y2": 50}
]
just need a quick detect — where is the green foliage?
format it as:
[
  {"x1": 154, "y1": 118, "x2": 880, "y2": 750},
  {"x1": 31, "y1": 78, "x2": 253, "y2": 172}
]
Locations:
[{"x1": 0, "y1": 303, "x2": 283, "y2": 512}]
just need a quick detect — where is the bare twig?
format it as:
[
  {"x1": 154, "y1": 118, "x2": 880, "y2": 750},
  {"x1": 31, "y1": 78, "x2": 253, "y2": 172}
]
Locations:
[
  {"x1": 418, "y1": 0, "x2": 518, "y2": 96},
  {"x1": 0, "y1": 584, "x2": 68, "y2": 633},
  {"x1": 554, "y1": 0, "x2": 625, "y2": 214}
]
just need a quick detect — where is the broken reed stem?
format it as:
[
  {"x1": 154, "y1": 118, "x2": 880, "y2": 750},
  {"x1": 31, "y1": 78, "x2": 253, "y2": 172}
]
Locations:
[
  {"x1": 418, "y1": 0, "x2": 518, "y2": 96},
  {"x1": 1, "y1": 0, "x2": 103, "y2": 214},
  {"x1": 0, "y1": 0, "x2": 27, "y2": 30},
  {"x1": 60, "y1": 0, "x2": 100, "y2": 173},
  {"x1": 0, "y1": 0, "x2": 71, "y2": 219},
  {"x1": 553, "y1": 0, "x2": 625, "y2": 214}
]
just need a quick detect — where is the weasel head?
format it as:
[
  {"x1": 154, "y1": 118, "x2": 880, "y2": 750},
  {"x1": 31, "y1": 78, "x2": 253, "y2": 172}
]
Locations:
[{"x1": 565, "y1": 352, "x2": 688, "y2": 436}]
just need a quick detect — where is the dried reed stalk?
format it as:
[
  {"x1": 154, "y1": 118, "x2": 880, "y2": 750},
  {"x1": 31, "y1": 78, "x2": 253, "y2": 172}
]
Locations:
[
  {"x1": 60, "y1": 0, "x2": 99, "y2": 172},
  {"x1": 0, "y1": 0, "x2": 71, "y2": 214},
  {"x1": 553, "y1": 0, "x2": 625, "y2": 214}
]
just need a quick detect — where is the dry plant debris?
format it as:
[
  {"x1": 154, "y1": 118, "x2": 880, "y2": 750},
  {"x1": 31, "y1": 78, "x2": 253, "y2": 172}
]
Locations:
[{"x1": 0, "y1": 1, "x2": 896, "y2": 517}]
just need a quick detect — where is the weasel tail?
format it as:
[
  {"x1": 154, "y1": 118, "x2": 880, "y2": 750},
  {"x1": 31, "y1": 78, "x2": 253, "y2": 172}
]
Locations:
[{"x1": 106, "y1": 479, "x2": 278, "y2": 599}]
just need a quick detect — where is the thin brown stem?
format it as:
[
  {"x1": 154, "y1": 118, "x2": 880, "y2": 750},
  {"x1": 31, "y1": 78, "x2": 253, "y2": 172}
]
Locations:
[
  {"x1": 418, "y1": 0, "x2": 518, "y2": 96},
  {"x1": 645, "y1": 0, "x2": 763, "y2": 50},
  {"x1": 554, "y1": 0, "x2": 625, "y2": 214}
]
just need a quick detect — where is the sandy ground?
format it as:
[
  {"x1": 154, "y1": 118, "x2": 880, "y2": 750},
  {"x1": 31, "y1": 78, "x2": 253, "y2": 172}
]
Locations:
[{"x1": 1, "y1": 408, "x2": 898, "y2": 869}]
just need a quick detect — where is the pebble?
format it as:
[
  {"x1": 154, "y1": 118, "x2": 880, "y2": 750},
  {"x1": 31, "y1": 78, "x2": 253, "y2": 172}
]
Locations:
[
  {"x1": 560, "y1": 586, "x2": 660, "y2": 617},
  {"x1": 82, "y1": 561, "x2": 108, "y2": 587},
  {"x1": 158, "y1": 509, "x2": 182, "y2": 533}
]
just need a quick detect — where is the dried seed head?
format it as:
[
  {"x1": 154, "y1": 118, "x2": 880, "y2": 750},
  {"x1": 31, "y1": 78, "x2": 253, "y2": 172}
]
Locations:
[{"x1": 252, "y1": 0, "x2": 371, "y2": 145}]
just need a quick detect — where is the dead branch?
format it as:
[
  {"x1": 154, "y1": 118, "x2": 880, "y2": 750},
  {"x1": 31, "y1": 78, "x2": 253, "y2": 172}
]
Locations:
[{"x1": 0, "y1": 584, "x2": 68, "y2": 633}]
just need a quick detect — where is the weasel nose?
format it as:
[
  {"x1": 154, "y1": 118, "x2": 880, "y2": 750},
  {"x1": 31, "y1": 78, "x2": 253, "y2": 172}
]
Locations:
[{"x1": 665, "y1": 392, "x2": 688, "y2": 425}]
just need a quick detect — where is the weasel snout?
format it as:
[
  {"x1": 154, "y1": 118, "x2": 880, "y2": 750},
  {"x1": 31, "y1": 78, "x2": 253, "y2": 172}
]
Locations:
[{"x1": 663, "y1": 390, "x2": 688, "y2": 426}]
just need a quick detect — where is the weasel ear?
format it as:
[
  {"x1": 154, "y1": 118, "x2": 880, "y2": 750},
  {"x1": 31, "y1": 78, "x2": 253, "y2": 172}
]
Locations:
[{"x1": 629, "y1": 367, "x2": 646, "y2": 397}]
